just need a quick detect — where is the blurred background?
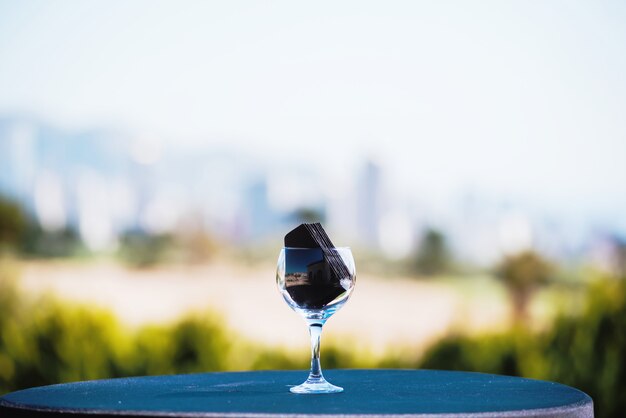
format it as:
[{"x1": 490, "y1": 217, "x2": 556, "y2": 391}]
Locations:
[{"x1": 0, "y1": 0, "x2": 625, "y2": 416}]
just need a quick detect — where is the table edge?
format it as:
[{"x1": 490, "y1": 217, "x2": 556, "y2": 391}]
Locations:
[
  {"x1": 0, "y1": 397, "x2": 594, "y2": 418},
  {"x1": 0, "y1": 370, "x2": 594, "y2": 418}
]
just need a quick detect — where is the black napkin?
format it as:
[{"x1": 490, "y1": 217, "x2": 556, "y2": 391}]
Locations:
[{"x1": 284, "y1": 223, "x2": 351, "y2": 283}]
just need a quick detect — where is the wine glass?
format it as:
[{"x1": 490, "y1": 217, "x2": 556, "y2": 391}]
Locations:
[{"x1": 276, "y1": 247, "x2": 356, "y2": 394}]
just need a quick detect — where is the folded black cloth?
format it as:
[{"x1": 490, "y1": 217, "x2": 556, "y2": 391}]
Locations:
[{"x1": 284, "y1": 223, "x2": 351, "y2": 284}]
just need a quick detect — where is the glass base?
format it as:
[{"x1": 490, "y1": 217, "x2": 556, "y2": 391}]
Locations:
[{"x1": 290, "y1": 377, "x2": 343, "y2": 394}]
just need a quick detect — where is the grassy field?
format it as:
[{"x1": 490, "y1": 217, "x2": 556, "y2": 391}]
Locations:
[{"x1": 17, "y1": 259, "x2": 536, "y2": 352}]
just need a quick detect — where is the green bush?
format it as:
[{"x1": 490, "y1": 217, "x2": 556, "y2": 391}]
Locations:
[
  {"x1": 2, "y1": 258, "x2": 625, "y2": 417},
  {"x1": 0, "y1": 261, "x2": 331, "y2": 393},
  {"x1": 419, "y1": 277, "x2": 626, "y2": 418},
  {"x1": 117, "y1": 232, "x2": 174, "y2": 268},
  {"x1": 0, "y1": 260, "x2": 129, "y2": 392},
  {"x1": 539, "y1": 279, "x2": 626, "y2": 418}
]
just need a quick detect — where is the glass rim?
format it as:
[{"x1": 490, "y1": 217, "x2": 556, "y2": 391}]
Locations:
[{"x1": 283, "y1": 246, "x2": 351, "y2": 250}]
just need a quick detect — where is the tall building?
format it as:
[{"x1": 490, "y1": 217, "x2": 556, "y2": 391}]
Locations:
[
  {"x1": 0, "y1": 118, "x2": 38, "y2": 208},
  {"x1": 356, "y1": 159, "x2": 382, "y2": 248}
]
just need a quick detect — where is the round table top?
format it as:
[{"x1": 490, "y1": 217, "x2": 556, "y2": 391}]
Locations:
[{"x1": 0, "y1": 369, "x2": 593, "y2": 417}]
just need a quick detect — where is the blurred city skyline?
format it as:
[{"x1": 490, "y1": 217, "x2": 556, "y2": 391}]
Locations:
[
  {"x1": 0, "y1": 114, "x2": 623, "y2": 268},
  {"x1": 1, "y1": 1, "x2": 625, "y2": 265}
]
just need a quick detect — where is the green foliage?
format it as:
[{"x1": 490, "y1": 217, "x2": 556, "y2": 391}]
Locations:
[
  {"x1": 0, "y1": 262, "x2": 350, "y2": 394},
  {"x1": 419, "y1": 276, "x2": 626, "y2": 418},
  {"x1": 412, "y1": 228, "x2": 450, "y2": 276},
  {"x1": 20, "y1": 224, "x2": 82, "y2": 258},
  {"x1": 495, "y1": 251, "x2": 552, "y2": 292},
  {"x1": 290, "y1": 207, "x2": 325, "y2": 224},
  {"x1": 421, "y1": 333, "x2": 526, "y2": 376},
  {"x1": 0, "y1": 196, "x2": 26, "y2": 249},
  {"x1": 2, "y1": 258, "x2": 625, "y2": 417},
  {"x1": 0, "y1": 193, "x2": 82, "y2": 258},
  {"x1": 539, "y1": 279, "x2": 626, "y2": 418},
  {"x1": 117, "y1": 232, "x2": 174, "y2": 268}
]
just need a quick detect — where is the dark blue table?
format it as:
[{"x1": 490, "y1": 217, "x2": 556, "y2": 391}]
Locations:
[{"x1": 0, "y1": 369, "x2": 593, "y2": 417}]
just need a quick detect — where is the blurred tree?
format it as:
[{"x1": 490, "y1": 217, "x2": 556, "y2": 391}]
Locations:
[
  {"x1": 20, "y1": 224, "x2": 81, "y2": 258},
  {"x1": 118, "y1": 231, "x2": 173, "y2": 268},
  {"x1": 0, "y1": 195, "x2": 26, "y2": 250},
  {"x1": 495, "y1": 250, "x2": 552, "y2": 324},
  {"x1": 290, "y1": 207, "x2": 325, "y2": 224},
  {"x1": 413, "y1": 228, "x2": 450, "y2": 276},
  {"x1": 0, "y1": 194, "x2": 80, "y2": 258},
  {"x1": 542, "y1": 278, "x2": 626, "y2": 418},
  {"x1": 419, "y1": 276, "x2": 626, "y2": 418}
]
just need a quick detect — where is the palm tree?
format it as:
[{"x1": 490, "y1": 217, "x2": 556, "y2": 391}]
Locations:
[{"x1": 495, "y1": 250, "x2": 552, "y2": 325}]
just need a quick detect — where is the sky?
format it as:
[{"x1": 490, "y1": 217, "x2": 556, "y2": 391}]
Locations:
[{"x1": 1, "y1": 0, "x2": 625, "y2": 231}]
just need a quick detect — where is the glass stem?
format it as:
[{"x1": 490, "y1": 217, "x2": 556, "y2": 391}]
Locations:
[{"x1": 308, "y1": 323, "x2": 324, "y2": 380}]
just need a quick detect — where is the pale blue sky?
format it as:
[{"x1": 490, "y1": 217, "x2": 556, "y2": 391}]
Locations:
[{"x1": 1, "y1": 0, "x2": 625, "y2": 229}]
